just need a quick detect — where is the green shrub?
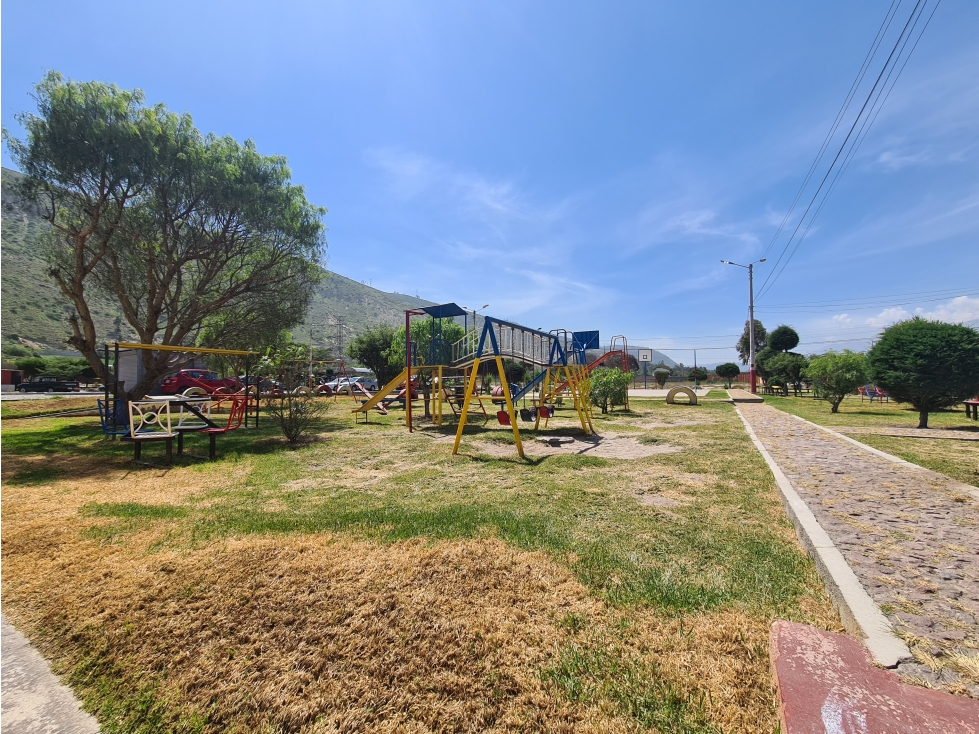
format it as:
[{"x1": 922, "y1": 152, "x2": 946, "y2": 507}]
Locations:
[{"x1": 590, "y1": 368, "x2": 632, "y2": 414}]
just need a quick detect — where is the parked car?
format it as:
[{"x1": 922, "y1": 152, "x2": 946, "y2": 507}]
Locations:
[
  {"x1": 159, "y1": 369, "x2": 240, "y2": 395},
  {"x1": 15, "y1": 375, "x2": 81, "y2": 393}
]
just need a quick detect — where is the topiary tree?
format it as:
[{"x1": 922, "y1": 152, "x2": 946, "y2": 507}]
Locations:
[
  {"x1": 590, "y1": 367, "x2": 632, "y2": 413},
  {"x1": 867, "y1": 318, "x2": 979, "y2": 428},
  {"x1": 768, "y1": 325, "x2": 800, "y2": 353},
  {"x1": 652, "y1": 367, "x2": 672, "y2": 388},
  {"x1": 804, "y1": 350, "x2": 868, "y2": 413},
  {"x1": 715, "y1": 362, "x2": 741, "y2": 388}
]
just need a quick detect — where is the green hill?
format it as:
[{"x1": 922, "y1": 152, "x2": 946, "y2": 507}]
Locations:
[{"x1": 1, "y1": 167, "x2": 433, "y2": 357}]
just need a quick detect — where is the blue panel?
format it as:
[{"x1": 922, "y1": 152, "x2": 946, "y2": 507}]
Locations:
[{"x1": 572, "y1": 331, "x2": 600, "y2": 351}]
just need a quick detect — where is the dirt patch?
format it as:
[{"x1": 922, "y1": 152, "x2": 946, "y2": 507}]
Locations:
[{"x1": 472, "y1": 433, "x2": 681, "y2": 460}]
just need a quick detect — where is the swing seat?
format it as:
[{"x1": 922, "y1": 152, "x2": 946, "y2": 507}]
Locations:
[
  {"x1": 538, "y1": 406, "x2": 551, "y2": 419},
  {"x1": 497, "y1": 410, "x2": 511, "y2": 426},
  {"x1": 519, "y1": 408, "x2": 533, "y2": 422}
]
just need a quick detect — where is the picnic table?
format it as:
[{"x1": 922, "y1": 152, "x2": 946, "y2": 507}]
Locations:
[
  {"x1": 965, "y1": 399, "x2": 979, "y2": 420},
  {"x1": 129, "y1": 394, "x2": 246, "y2": 464}
]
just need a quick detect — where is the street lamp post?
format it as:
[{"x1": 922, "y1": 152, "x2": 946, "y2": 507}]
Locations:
[{"x1": 721, "y1": 258, "x2": 766, "y2": 394}]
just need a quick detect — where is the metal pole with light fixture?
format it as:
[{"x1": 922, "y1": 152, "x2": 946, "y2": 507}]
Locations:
[{"x1": 721, "y1": 258, "x2": 766, "y2": 394}]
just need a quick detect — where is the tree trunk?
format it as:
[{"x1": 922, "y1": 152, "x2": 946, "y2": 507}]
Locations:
[
  {"x1": 831, "y1": 398, "x2": 841, "y2": 413},
  {"x1": 918, "y1": 410, "x2": 929, "y2": 429}
]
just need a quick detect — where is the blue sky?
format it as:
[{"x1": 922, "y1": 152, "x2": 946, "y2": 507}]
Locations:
[{"x1": 3, "y1": 1, "x2": 977, "y2": 365}]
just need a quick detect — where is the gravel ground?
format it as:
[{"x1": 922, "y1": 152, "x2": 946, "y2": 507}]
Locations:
[{"x1": 739, "y1": 404, "x2": 979, "y2": 698}]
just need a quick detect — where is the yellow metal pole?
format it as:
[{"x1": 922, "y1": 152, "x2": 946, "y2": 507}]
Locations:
[
  {"x1": 569, "y1": 366, "x2": 590, "y2": 434},
  {"x1": 496, "y1": 356, "x2": 524, "y2": 458},
  {"x1": 452, "y1": 358, "x2": 481, "y2": 455}
]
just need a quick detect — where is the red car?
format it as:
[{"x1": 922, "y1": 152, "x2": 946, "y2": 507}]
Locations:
[{"x1": 160, "y1": 369, "x2": 240, "y2": 395}]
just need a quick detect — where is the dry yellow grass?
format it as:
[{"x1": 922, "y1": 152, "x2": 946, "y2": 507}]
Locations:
[
  {"x1": 3, "y1": 519, "x2": 827, "y2": 733},
  {"x1": 2, "y1": 399, "x2": 842, "y2": 732}
]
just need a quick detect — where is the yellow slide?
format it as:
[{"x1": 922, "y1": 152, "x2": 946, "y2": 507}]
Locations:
[{"x1": 351, "y1": 368, "x2": 409, "y2": 413}]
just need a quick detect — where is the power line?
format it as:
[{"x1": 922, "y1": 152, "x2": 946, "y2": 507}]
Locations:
[
  {"x1": 761, "y1": 0, "x2": 943, "y2": 291},
  {"x1": 756, "y1": 0, "x2": 939, "y2": 301},
  {"x1": 760, "y1": 0, "x2": 902, "y2": 262},
  {"x1": 759, "y1": 285, "x2": 973, "y2": 308}
]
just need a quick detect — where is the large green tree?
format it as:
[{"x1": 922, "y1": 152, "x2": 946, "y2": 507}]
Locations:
[
  {"x1": 868, "y1": 318, "x2": 979, "y2": 428},
  {"x1": 3, "y1": 73, "x2": 326, "y2": 399},
  {"x1": 767, "y1": 352, "x2": 809, "y2": 396}
]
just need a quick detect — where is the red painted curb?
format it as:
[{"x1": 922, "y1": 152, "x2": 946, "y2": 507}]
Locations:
[{"x1": 771, "y1": 621, "x2": 978, "y2": 733}]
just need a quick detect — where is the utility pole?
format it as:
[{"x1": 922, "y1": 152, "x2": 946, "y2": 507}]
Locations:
[{"x1": 721, "y1": 258, "x2": 766, "y2": 394}]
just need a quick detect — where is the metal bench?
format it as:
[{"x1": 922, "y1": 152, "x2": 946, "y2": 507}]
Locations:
[{"x1": 127, "y1": 400, "x2": 174, "y2": 464}]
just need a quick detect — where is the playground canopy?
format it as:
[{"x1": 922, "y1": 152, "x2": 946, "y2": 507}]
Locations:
[{"x1": 419, "y1": 303, "x2": 469, "y2": 319}]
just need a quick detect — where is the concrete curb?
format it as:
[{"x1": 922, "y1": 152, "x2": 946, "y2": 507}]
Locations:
[
  {"x1": 1, "y1": 614, "x2": 101, "y2": 733},
  {"x1": 733, "y1": 406, "x2": 912, "y2": 668},
  {"x1": 785, "y1": 413, "x2": 979, "y2": 503}
]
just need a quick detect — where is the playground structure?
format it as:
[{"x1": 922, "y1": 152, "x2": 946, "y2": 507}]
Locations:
[
  {"x1": 352, "y1": 303, "x2": 617, "y2": 458},
  {"x1": 666, "y1": 385, "x2": 698, "y2": 405}
]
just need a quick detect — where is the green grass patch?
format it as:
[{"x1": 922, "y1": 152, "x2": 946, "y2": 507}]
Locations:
[
  {"x1": 543, "y1": 638, "x2": 717, "y2": 732},
  {"x1": 82, "y1": 503, "x2": 188, "y2": 520},
  {"x1": 764, "y1": 394, "x2": 975, "y2": 430}
]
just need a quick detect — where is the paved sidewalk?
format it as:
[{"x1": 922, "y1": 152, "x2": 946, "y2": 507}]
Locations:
[
  {"x1": 1, "y1": 615, "x2": 100, "y2": 733},
  {"x1": 739, "y1": 404, "x2": 979, "y2": 698}
]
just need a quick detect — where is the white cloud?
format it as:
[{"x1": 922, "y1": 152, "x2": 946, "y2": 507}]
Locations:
[
  {"x1": 875, "y1": 148, "x2": 930, "y2": 171},
  {"x1": 623, "y1": 200, "x2": 760, "y2": 252},
  {"x1": 862, "y1": 296, "x2": 979, "y2": 329},
  {"x1": 832, "y1": 314, "x2": 851, "y2": 324},
  {"x1": 914, "y1": 295, "x2": 979, "y2": 324},
  {"x1": 864, "y1": 307, "x2": 912, "y2": 328}
]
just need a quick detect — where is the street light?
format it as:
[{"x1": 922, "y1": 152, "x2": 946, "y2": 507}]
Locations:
[{"x1": 721, "y1": 258, "x2": 766, "y2": 394}]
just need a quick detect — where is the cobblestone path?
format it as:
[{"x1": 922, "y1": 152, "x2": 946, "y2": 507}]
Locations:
[{"x1": 739, "y1": 404, "x2": 979, "y2": 698}]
